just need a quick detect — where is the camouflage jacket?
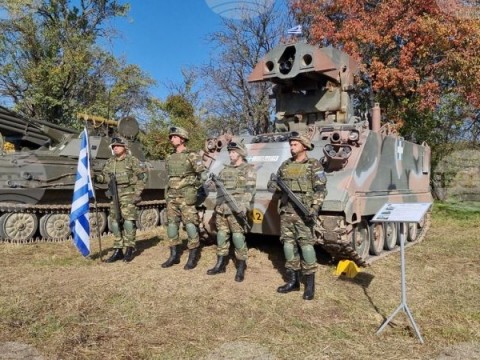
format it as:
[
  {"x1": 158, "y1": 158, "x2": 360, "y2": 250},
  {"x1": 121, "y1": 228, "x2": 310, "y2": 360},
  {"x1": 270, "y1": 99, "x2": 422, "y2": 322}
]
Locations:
[
  {"x1": 166, "y1": 148, "x2": 207, "y2": 192},
  {"x1": 97, "y1": 154, "x2": 146, "y2": 197},
  {"x1": 273, "y1": 157, "x2": 327, "y2": 213},
  {"x1": 216, "y1": 162, "x2": 257, "y2": 214}
]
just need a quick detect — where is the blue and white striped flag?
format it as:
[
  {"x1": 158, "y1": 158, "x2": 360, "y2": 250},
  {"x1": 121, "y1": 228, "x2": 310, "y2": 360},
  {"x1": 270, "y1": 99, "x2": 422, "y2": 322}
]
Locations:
[
  {"x1": 287, "y1": 25, "x2": 303, "y2": 35},
  {"x1": 69, "y1": 128, "x2": 95, "y2": 256}
]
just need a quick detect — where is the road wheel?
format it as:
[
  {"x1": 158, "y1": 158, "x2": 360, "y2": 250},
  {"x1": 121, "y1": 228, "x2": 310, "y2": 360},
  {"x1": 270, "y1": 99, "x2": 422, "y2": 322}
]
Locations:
[
  {"x1": 383, "y1": 222, "x2": 397, "y2": 250},
  {"x1": 369, "y1": 222, "x2": 385, "y2": 255},
  {"x1": 138, "y1": 208, "x2": 160, "y2": 230},
  {"x1": 351, "y1": 219, "x2": 370, "y2": 261},
  {"x1": 39, "y1": 214, "x2": 70, "y2": 240},
  {"x1": 88, "y1": 211, "x2": 107, "y2": 237},
  {"x1": 0, "y1": 212, "x2": 38, "y2": 241}
]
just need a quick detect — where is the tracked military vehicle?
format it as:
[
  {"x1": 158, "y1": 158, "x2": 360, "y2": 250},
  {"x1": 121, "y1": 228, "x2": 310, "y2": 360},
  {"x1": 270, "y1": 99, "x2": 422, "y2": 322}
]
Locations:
[
  {"x1": 0, "y1": 113, "x2": 167, "y2": 242},
  {"x1": 200, "y1": 42, "x2": 432, "y2": 266}
]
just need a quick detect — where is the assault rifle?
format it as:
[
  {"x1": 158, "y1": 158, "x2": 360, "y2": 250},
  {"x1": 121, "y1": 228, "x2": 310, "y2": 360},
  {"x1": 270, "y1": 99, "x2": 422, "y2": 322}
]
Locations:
[
  {"x1": 270, "y1": 173, "x2": 316, "y2": 225},
  {"x1": 107, "y1": 173, "x2": 124, "y2": 226},
  {"x1": 210, "y1": 173, "x2": 251, "y2": 231}
]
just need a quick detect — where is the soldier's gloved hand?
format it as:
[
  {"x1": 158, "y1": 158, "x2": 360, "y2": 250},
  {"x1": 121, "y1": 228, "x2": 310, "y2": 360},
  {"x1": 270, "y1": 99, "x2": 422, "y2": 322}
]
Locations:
[
  {"x1": 132, "y1": 195, "x2": 142, "y2": 205},
  {"x1": 204, "y1": 180, "x2": 215, "y2": 192},
  {"x1": 267, "y1": 180, "x2": 278, "y2": 193},
  {"x1": 236, "y1": 204, "x2": 247, "y2": 215},
  {"x1": 200, "y1": 171, "x2": 209, "y2": 182},
  {"x1": 306, "y1": 207, "x2": 319, "y2": 223}
]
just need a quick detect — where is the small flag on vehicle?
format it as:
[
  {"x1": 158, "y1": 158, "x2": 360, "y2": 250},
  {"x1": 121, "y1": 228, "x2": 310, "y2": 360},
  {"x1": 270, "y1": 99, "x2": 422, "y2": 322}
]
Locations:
[
  {"x1": 69, "y1": 128, "x2": 95, "y2": 256},
  {"x1": 287, "y1": 25, "x2": 302, "y2": 35}
]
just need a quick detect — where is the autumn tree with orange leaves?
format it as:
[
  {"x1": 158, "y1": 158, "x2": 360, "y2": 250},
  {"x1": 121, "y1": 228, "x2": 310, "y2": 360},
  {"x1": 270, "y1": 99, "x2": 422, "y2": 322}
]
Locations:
[{"x1": 291, "y1": 0, "x2": 480, "y2": 158}]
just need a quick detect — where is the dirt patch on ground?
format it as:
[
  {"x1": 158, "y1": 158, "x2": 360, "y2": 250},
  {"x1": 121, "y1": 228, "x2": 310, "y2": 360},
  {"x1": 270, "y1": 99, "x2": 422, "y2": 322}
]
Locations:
[
  {"x1": 0, "y1": 342, "x2": 44, "y2": 359},
  {"x1": 435, "y1": 342, "x2": 480, "y2": 360}
]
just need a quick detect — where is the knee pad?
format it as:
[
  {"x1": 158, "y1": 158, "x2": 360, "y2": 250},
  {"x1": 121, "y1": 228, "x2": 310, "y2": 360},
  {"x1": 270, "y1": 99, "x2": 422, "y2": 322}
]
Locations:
[
  {"x1": 109, "y1": 218, "x2": 121, "y2": 237},
  {"x1": 217, "y1": 230, "x2": 228, "y2": 246},
  {"x1": 232, "y1": 232, "x2": 245, "y2": 249},
  {"x1": 185, "y1": 223, "x2": 198, "y2": 239},
  {"x1": 283, "y1": 242, "x2": 295, "y2": 262},
  {"x1": 123, "y1": 220, "x2": 136, "y2": 233},
  {"x1": 301, "y1": 244, "x2": 317, "y2": 264},
  {"x1": 167, "y1": 223, "x2": 178, "y2": 239}
]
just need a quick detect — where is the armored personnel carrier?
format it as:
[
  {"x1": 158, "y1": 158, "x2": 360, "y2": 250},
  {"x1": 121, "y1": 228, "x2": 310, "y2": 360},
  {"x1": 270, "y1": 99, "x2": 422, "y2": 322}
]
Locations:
[
  {"x1": 200, "y1": 42, "x2": 433, "y2": 266},
  {"x1": 0, "y1": 113, "x2": 167, "y2": 242}
]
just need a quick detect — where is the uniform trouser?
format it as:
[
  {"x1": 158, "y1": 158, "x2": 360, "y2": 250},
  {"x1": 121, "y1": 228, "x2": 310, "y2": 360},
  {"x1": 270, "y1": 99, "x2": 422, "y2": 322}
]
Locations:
[
  {"x1": 109, "y1": 195, "x2": 137, "y2": 248},
  {"x1": 166, "y1": 197, "x2": 200, "y2": 249},
  {"x1": 215, "y1": 212, "x2": 248, "y2": 261},
  {"x1": 280, "y1": 212, "x2": 317, "y2": 275}
]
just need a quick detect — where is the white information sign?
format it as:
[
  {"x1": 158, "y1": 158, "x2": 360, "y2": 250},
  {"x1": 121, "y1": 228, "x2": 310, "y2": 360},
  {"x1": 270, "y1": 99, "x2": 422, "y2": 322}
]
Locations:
[{"x1": 371, "y1": 202, "x2": 432, "y2": 223}]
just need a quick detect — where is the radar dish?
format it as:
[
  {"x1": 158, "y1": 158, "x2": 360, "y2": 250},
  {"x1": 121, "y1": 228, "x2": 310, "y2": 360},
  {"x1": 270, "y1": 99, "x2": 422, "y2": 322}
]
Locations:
[{"x1": 117, "y1": 116, "x2": 139, "y2": 138}]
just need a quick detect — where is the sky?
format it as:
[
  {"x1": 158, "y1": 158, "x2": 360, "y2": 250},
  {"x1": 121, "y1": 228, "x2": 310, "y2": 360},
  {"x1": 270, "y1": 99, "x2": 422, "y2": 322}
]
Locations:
[
  {"x1": 109, "y1": 0, "x2": 280, "y2": 100},
  {"x1": 109, "y1": 1, "x2": 226, "y2": 100}
]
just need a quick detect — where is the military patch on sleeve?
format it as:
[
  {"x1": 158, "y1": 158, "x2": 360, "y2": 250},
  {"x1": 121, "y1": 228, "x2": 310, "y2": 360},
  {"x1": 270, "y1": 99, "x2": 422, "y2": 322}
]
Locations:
[{"x1": 315, "y1": 170, "x2": 327, "y2": 183}]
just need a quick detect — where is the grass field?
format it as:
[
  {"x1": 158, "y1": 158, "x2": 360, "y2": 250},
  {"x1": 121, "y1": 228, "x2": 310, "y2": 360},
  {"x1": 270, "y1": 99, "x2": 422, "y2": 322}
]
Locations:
[{"x1": 0, "y1": 204, "x2": 479, "y2": 359}]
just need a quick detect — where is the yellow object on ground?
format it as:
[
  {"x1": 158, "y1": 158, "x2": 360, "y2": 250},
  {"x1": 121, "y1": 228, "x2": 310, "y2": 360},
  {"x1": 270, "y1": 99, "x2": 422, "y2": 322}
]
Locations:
[
  {"x1": 3, "y1": 141, "x2": 15, "y2": 153},
  {"x1": 335, "y1": 260, "x2": 360, "y2": 278}
]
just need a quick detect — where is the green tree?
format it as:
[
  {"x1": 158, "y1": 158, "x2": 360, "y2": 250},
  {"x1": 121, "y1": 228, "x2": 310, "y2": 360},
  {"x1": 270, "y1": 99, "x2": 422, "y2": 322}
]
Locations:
[
  {"x1": 0, "y1": 0, "x2": 153, "y2": 126},
  {"x1": 140, "y1": 94, "x2": 206, "y2": 159}
]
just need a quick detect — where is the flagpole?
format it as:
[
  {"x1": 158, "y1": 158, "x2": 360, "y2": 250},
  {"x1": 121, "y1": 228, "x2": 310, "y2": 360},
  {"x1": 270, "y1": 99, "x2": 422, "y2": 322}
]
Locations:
[{"x1": 91, "y1": 180, "x2": 104, "y2": 262}]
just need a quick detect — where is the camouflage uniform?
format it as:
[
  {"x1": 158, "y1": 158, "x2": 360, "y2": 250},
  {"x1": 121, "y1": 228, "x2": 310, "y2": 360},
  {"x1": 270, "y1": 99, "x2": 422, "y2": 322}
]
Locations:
[
  {"x1": 96, "y1": 137, "x2": 146, "y2": 262},
  {"x1": 215, "y1": 162, "x2": 256, "y2": 260},
  {"x1": 162, "y1": 126, "x2": 207, "y2": 270},
  {"x1": 268, "y1": 133, "x2": 327, "y2": 299},
  {"x1": 275, "y1": 157, "x2": 326, "y2": 274},
  {"x1": 165, "y1": 148, "x2": 206, "y2": 248},
  {"x1": 208, "y1": 142, "x2": 256, "y2": 282}
]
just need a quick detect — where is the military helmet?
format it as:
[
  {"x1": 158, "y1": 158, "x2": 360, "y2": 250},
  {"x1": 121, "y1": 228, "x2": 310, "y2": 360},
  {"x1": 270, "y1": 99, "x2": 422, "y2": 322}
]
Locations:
[
  {"x1": 169, "y1": 126, "x2": 189, "y2": 141},
  {"x1": 227, "y1": 141, "x2": 248, "y2": 158},
  {"x1": 110, "y1": 136, "x2": 129, "y2": 149},
  {"x1": 289, "y1": 132, "x2": 314, "y2": 151}
]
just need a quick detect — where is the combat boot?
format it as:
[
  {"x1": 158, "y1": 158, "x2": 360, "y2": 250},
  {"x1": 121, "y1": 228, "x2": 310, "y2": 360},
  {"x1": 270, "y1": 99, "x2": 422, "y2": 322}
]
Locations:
[
  {"x1": 207, "y1": 256, "x2": 228, "y2": 275},
  {"x1": 123, "y1": 247, "x2": 135, "y2": 263},
  {"x1": 184, "y1": 247, "x2": 200, "y2": 270},
  {"x1": 277, "y1": 269, "x2": 300, "y2": 293},
  {"x1": 161, "y1": 245, "x2": 180, "y2": 268},
  {"x1": 105, "y1": 248, "x2": 124, "y2": 263},
  {"x1": 303, "y1": 273, "x2": 315, "y2": 300},
  {"x1": 235, "y1": 260, "x2": 247, "y2": 282}
]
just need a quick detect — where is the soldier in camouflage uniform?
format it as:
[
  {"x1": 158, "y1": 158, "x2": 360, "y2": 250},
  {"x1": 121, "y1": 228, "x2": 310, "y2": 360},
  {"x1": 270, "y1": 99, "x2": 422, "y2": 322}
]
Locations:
[
  {"x1": 162, "y1": 126, "x2": 208, "y2": 270},
  {"x1": 96, "y1": 136, "x2": 146, "y2": 263},
  {"x1": 207, "y1": 141, "x2": 256, "y2": 282},
  {"x1": 268, "y1": 133, "x2": 327, "y2": 300}
]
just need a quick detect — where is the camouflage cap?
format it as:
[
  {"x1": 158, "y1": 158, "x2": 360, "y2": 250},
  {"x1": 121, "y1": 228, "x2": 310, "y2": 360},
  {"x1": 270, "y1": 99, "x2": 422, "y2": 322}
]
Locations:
[
  {"x1": 289, "y1": 132, "x2": 313, "y2": 151},
  {"x1": 227, "y1": 141, "x2": 248, "y2": 158},
  {"x1": 169, "y1": 126, "x2": 189, "y2": 140},
  {"x1": 110, "y1": 136, "x2": 129, "y2": 149}
]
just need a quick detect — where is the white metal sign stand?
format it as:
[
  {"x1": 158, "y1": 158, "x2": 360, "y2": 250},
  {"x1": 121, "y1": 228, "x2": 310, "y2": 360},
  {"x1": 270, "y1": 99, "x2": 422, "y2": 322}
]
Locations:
[{"x1": 372, "y1": 202, "x2": 432, "y2": 344}]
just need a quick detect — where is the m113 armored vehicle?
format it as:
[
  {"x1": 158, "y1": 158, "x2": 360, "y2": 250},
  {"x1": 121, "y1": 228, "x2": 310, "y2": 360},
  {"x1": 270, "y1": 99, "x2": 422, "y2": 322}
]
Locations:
[
  {"x1": 200, "y1": 42, "x2": 432, "y2": 266},
  {"x1": 0, "y1": 112, "x2": 167, "y2": 242}
]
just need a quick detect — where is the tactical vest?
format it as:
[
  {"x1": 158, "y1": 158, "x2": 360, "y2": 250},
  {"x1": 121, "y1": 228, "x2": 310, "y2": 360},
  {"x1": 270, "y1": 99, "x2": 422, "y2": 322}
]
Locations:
[
  {"x1": 220, "y1": 164, "x2": 247, "y2": 194},
  {"x1": 106, "y1": 155, "x2": 136, "y2": 187},
  {"x1": 280, "y1": 160, "x2": 314, "y2": 193},
  {"x1": 167, "y1": 152, "x2": 195, "y2": 177}
]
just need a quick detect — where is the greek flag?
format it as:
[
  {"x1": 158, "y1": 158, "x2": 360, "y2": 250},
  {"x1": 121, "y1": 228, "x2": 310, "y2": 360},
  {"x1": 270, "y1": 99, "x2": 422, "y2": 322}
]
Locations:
[
  {"x1": 287, "y1": 25, "x2": 302, "y2": 35},
  {"x1": 69, "y1": 128, "x2": 95, "y2": 256}
]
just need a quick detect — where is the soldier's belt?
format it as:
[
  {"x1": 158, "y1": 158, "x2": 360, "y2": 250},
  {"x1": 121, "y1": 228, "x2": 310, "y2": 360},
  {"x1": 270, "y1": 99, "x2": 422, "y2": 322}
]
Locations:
[{"x1": 167, "y1": 186, "x2": 194, "y2": 195}]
